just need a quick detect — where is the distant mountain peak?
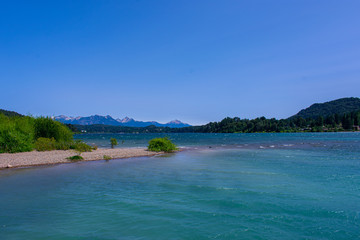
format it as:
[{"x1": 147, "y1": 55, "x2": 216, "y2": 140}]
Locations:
[
  {"x1": 116, "y1": 116, "x2": 134, "y2": 123},
  {"x1": 167, "y1": 120, "x2": 182, "y2": 124}
]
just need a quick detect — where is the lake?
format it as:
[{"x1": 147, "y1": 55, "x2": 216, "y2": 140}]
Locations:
[{"x1": 1, "y1": 133, "x2": 359, "y2": 239}]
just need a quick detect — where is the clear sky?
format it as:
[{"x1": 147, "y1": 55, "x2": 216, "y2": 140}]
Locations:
[{"x1": 1, "y1": 0, "x2": 360, "y2": 125}]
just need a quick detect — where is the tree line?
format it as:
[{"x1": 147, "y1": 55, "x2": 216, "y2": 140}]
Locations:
[
  {"x1": 176, "y1": 110, "x2": 360, "y2": 133},
  {"x1": 70, "y1": 110, "x2": 360, "y2": 134}
]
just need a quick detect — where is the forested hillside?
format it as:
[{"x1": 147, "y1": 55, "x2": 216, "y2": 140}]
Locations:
[
  {"x1": 0, "y1": 109, "x2": 23, "y2": 118},
  {"x1": 290, "y1": 97, "x2": 360, "y2": 119},
  {"x1": 175, "y1": 110, "x2": 360, "y2": 133}
]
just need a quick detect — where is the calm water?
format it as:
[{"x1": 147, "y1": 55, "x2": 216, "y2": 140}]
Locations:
[{"x1": 1, "y1": 133, "x2": 360, "y2": 239}]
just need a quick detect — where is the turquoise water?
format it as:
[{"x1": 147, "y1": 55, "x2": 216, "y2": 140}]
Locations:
[{"x1": 1, "y1": 133, "x2": 360, "y2": 239}]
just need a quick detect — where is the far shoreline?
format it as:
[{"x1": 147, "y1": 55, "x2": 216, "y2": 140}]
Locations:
[{"x1": 0, "y1": 148, "x2": 164, "y2": 169}]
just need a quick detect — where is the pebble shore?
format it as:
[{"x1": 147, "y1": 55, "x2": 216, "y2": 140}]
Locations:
[{"x1": 0, "y1": 148, "x2": 162, "y2": 169}]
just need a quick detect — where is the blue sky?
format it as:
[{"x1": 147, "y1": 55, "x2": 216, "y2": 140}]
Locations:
[{"x1": 1, "y1": 0, "x2": 360, "y2": 125}]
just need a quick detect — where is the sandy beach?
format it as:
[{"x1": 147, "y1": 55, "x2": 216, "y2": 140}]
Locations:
[{"x1": 0, "y1": 148, "x2": 162, "y2": 169}]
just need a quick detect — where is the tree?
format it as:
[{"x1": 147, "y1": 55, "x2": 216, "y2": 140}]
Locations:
[
  {"x1": 334, "y1": 113, "x2": 340, "y2": 124},
  {"x1": 325, "y1": 115, "x2": 335, "y2": 126},
  {"x1": 354, "y1": 112, "x2": 360, "y2": 126},
  {"x1": 110, "y1": 138, "x2": 118, "y2": 148},
  {"x1": 316, "y1": 116, "x2": 324, "y2": 126},
  {"x1": 342, "y1": 114, "x2": 353, "y2": 130}
]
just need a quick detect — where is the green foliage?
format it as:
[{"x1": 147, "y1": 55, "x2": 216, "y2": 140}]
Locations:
[
  {"x1": 103, "y1": 155, "x2": 111, "y2": 160},
  {"x1": 67, "y1": 155, "x2": 84, "y2": 161},
  {"x1": 54, "y1": 141, "x2": 74, "y2": 150},
  {"x1": 148, "y1": 137, "x2": 177, "y2": 152},
  {"x1": 73, "y1": 140, "x2": 93, "y2": 153},
  {"x1": 34, "y1": 138, "x2": 93, "y2": 152},
  {"x1": 110, "y1": 138, "x2": 118, "y2": 148},
  {"x1": 0, "y1": 113, "x2": 93, "y2": 153},
  {"x1": 35, "y1": 137, "x2": 56, "y2": 151},
  {"x1": 0, "y1": 114, "x2": 34, "y2": 153},
  {"x1": 34, "y1": 117, "x2": 73, "y2": 142},
  {"x1": 65, "y1": 124, "x2": 79, "y2": 133},
  {"x1": 0, "y1": 129, "x2": 34, "y2": 153},
  {"x1": 342, "y1": 114, "x2": 354, "y2": 130}
]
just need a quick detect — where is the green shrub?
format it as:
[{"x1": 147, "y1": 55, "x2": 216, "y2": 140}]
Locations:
[
  {"x1": 34, "y1": 139, "x2": 93, "y2": 152},
  {"x1": 13, "y1": 116, "x2": 35, "y2": 139},
  {"x1": 0, "y1": 114, "x2": 34, "y2": 153},
  {"x1": 110, "y1": 138, "x2": 118, "y2": 148},
  {"x1": 73, "y1": 140, "x2": 92, "y2": 152},
  {"x1": 35, "y1": 137, "x2": 56, "y2": 151},
  {"x1": 0, "y1": 129, "x2": 34, "y2": 153},
  {"x1": 148, "y1": 137, "x2": 177, "y2": 153},
  {"x1": 67, "y1": 155, "x2": 84, "y2": 161},
  {"x1": 34, "y1": 117, "x2": 73, "y2": 142},
  {"x1": 54, "y1": 141, "x2": 73, "y2": 150},
  {"x1": 103, "y1": 155, "x2": 111, "y2": 160},
  {"x1": 0, "y1": 114, "x2": 81, "y2": 153}
]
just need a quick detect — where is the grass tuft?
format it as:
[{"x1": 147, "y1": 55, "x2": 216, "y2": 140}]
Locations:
[{"x1": 67, "y1": 155, "x2": 84, "y2": 161}]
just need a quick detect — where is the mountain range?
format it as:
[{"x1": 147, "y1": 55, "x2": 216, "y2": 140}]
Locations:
[{"x1": 54, "y1": 115, "x2": 191, "y2": 128}]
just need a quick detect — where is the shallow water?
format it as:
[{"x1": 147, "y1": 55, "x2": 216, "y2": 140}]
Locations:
[{"x1": 1, "y1": 133, "x2": 360, "y2": 239}]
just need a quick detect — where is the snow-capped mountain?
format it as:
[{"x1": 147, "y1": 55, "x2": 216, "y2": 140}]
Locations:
[
  {"x1": 116, "y1": 117, "x2": 133, "y2": 123},
  {"x1": 54, "y1": 115, "x2": 191, "y2": 128}
]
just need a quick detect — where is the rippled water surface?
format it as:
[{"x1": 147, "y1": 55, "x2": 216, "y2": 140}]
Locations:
[{"x1": 1, "y1": 133, "x2": 360, "y2": 239}]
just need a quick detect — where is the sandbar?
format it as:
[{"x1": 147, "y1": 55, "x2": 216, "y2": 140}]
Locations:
[{"x1": 0, "y1": 148, "x2": 162, "y2": 169}]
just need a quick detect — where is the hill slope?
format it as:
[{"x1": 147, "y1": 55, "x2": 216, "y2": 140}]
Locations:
[
  {"x1": 0, "y1": 109, "x2": 23, "y2": 117},
  {"x1": 290, "y1": 97, "x2": 360, "y2": 119}
]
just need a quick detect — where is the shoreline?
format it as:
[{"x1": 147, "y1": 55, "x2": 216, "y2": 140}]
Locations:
[{"x1": 0, "y1": 148, "x2": 163, "y2": 169}]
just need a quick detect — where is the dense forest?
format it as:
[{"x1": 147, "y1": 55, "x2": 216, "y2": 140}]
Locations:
[{"x1": 176, "y1": 111, "x2": 360, "y2": 133}]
